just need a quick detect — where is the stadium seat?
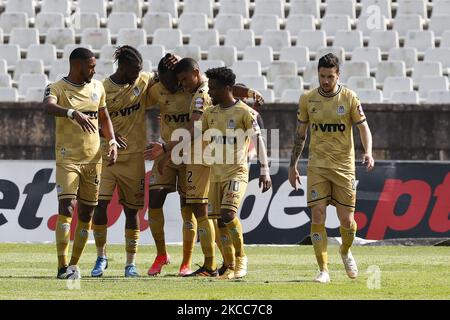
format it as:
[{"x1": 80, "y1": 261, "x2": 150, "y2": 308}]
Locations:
[
  {"x1": 355, "y1": 89, "x2": 383, "y2": 103},
  {"x1": 95, "y1": 59, "x2": 116, "y2": 77},
  {"x1": 397, "y1": 0, "x2": 427, "y2": 18},
  {"x1": 107, "y1": 13, "x2": 137, "y2": 35},
  {"x1": 419, "y1": 76, "x2": 449, "y2": 99},
  {"x1": 142, "y1": 60, "x2": 153, "y2": 72},
  {"x1": 79, "y1": 0, "x2": 107, "y2": 19},
  {"x1": 218, "y1": 0, "x2": 249, "y2": 18},
  {"x1": 303, "y1": 61, "x2": 319, "y2": 87},
  {"x1": 261, "y1": 30, "x2": 291, "y2": 53},
  {"x1": 138, "y1": 44, "x2": 165, "y2": 66},
  {"x1": 9, "y1": 28, "x2": 39, "y2": 49},
  {"x1": 153, "y1": 29, "x2": 182, "y2": 51},
  {"x1": 340, "y1": 61, "x2": 370, "y2": 84},
  {"x1": 232, "y1": 61, "x2": 262, "y2": 77},
  {"x1": 390, "y1": 91, "x2": 420, "y2": 104},
  {"x1": 142, "y1": 13, "x2": 172, "y2": 38},
  {"x1": 173, "y1": 45, "x2": 201, "y2": 61},
  {"x1": 388, "y1": 47, "x2": 418, "y2": 70},
  {"x1": 81, "y1": 28, "x2": 111, "y2": 51},
  {"x1": 0, "y1": 74, "x2": 11, "y2": 87},
  {"x1": 280, "y1": 47, "x2": 310, "y2": 71},
  {"x1": 49, "y1": 59, "x2": 69, "y2": 81},
  {"x1": 190, "y1": 29, "x2": 219, "y2": 52},
  {"x1": 0, "y1": 12, "x2": 28, "y2": 35},
  {"x1": 427, "y1": 90, "x2": 450, "y2": 103},
  {"x1": 214, "y1": 14, "x2": 244, "y2": 37},
  {"x1": 5, "y1": 0, "x2": 35, "y2": 18},
  {"x1": 236, "y1": 75, "x2": 267, "y2": 90},
  {"x1": 360, "y1": 0, "x2": 392, "y2": 19},
  {"x1": 243, "y1": 46, "x2": 273, "y2": 70},
  {"x1": 254, "y1": 0, "x2": 285, "y2": 19},
  {"x1": 424, "y1": 48, "x2": 450, "y2": 72},
  {"x1": 316, "y1": 47, "x2": 345, "y2": 64},
  {"x1": 35, "y1": 13, "x2": 65, "y2": 35},
  {"x1": 41, "y1": 0, "x2": 72, "y2": 17},
  {"x1": 25, "y1": 87, "x2": 45, "y2": 102},
  {"x1": 285, "y1": 15, "x2": 315, "y2": 38},
  {"x1": 321, "y1": 15, "x2": 351, "y2": 38},
  {"x1": 100, "y1": 44, "x2": 118, "y2": 61},
  {"x1": 198, "y1": 60, "x2": 225, "y2": 71},
  {"x1": 117, "y1": 28, "x2": 146, "y2": 48},
  {"x1": 46, "y1": 28, "x2": 75, "y2": 50},
  {"x1": 0, "y1": 88, "x2": 18, "y2": 101},
  {"x1": 289, "y1": 0, "x2": 320, "y2": 18},
  {"x1": 63, "y1": 44, "x2": 93, "y2": 59},
  {"x1": 404, "y1": 31, "x2": 435, "y2": 53},
  {"x1": 333, "y1": 30, "x2": 363, "y2": 53},
  {"x1": 428, "y1": 15, "x2": 450, "y2": 38},
  {"x1": 250, "y1": 15, "x2": 279, "y2": 37},
  {"x1": 71, "y1": 13, "x2": 101, "y2": 36},
  {"x1": 382, "y1": 76, "x2": 413, "y2": 101},
  {"x1": 0, "y1": 59, "x2": 7, "y2": 74},
  {"x1": 0, "y1": 29, "x2": 3, "y2": 44},
  {"x1": 178, "y1": 13, "x2": 208, "y2": 36},
  {"x1": 208, "y1": 45, "x2": 237, "y2": 67},
  {"x1": 112, "y1": 0, "x2": 143, "y2": 18},
  {"x1": 351, "y1": 47, "x2": 380, "y2": 72},
  {"x1": 440, "y1": 30, "x2": 450, "y2": 48},
  {"x1": 18, "y1": 74, "x2": 48, "y2": 96},
  {"x1": 432, "y1": 0, "x2": 450, "y2": 16},
  {"x1": 356, "y1": 14, "x2": 388, "y2": 38},
  {"x1": 297, "y1": 30, "x2": 326, "y2": 55},
  {"x1": 375, "y1": 61, "x2": 406, "y2": 84},
  {"x1": 369, "y1": 30, "x2": 399, "y2": 54},
  {"x1": 412, "y1": 61, "x2": 442, "y2": 85},
  {"x1": 0, "y1": 44, "x2": 20, "y2": 68},
  {"x1": 281, "y1": 89, "x2": 303, "y2": 103},
  {"x1": 225, "y1": 29, "x2": 255, "y2": 53},
  {"x1": 13, "y1": 60, "x2": 44, "y2": 81},
  {"x1": 325, "y1": 0, "x2": 356, "y2": 19},
  {"x1": 347, "y1": 76, "x2": 376, "y2": 90},
  {"x1": 393, "y1": 14, "x2": 423, "y2": 37},
  {"x1": 267, "y1": 60, "x2": 297, "y2": 83},
  {"x1": 274, "y1": 75, "x2": 303, "y2": 99},
  {"x1": 259, "y1": 89, "x2": 275, "y2": 103},
  {"x1": 147, "y1": 0, "x2": 178, "y2": 18},
  {"x1": 182, "y1": 0, "x2": 214, "y2": 18}
]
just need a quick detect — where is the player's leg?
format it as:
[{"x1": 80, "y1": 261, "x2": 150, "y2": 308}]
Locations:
[
  {"x1": 214, "y1": 218, "x2": 235, "y2": 275},
  {"x1": 91, "y1": 200, "x2": 109, "y2": 277},
  {"x1": 307, "y1": 167, "x2": 332, "y2": 283},
  {"x1": 123, "y1": 206, "x2": 140, "y2": 277}
]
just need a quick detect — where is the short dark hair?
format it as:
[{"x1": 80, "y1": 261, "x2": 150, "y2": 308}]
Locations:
[
  {"x1": 174, "y1": 57, "x2": 199, "y2": 74},
  {"x1": 113, "y1": 45, "x2": 143, "y2": 66},
  {"x1": 205, "y1": 67, "x2": 236, "y2": 87},
  {"x1": 158, "y1": 53, "x2": 173, "y2": 75},
  {"x1": 69, "y1": 47, "x2": 95, "y2": 62},
  {"x1": 318, "y1": 53, "x2": 340, "y2": 72}
]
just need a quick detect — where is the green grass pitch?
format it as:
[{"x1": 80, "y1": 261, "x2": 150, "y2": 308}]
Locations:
[{"x1": 0, "y1": 244, "x2": 449, "y2": 300}]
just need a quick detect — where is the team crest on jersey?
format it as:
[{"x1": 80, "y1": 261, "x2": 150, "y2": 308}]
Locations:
[
  {"x1": 133, "y1": 87, "x2": 140, "y2": 96},
  {"x1": 311, "y1": 190, "x2": 318, "y2": 200},
  {"x1": 337, "y1": 105, "x2": 345, "y2": 115},
  {"x1": 227, "y1": 119, "x2": 235, "y2": 129},
  {"x1": 60, "y1": 147, "x2": 66, "y2": 156}
]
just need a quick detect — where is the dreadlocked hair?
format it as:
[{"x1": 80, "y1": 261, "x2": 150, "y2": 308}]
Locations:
[{"x1": 113, "y1": 45, "x2": 143, "y2": 66}]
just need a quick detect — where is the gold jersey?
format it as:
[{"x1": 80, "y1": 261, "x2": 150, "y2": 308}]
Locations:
[
  {"x1": 298, "y1": 85, "x2": 366, "y2": 172},
  {"x1": 202, "y1": 100, "x2": 261, "y2": 182},
  {"x1": 101, "y1": 72, "x2": 156, "y2": 155},
  {"x1": 45, "y1": 78, "x2": 106, "y2": 164}
]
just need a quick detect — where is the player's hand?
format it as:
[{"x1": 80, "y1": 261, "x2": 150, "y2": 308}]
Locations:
[
  {"x1": 73, "y1": 110, "x2": 97, "y2": 134},
  {"x1": 362, "y1": 153, "x2": 375, "y2": 172},
  {"x1": 116, "y1": 134, "x2": 127, "y2": 149},
  {"x1": 163, "y1": 53, "x2": 180, "y2": 70},
  {"x1": 288, "y1": 166, "x2": 301, "y2": 190},
  {"x1": 107, "y1": 144, "x2": 118, "y2": 166},
  {"x1": 249, "y1": 89, "x2": 264, "y2": 108},
  {"x1": 259, "y1": 174, "x2": 272, "y2": 193},
  {"x1": 144, "y1": 142, "x2": 164, "y2": 160}
]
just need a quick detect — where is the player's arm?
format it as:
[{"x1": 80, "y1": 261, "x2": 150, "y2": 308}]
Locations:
[
  {"x1": 255, "y1": 133, "x2": 272, "y2": 193},
  {"x1": 356, "y1": 121, "x2": 375, "y2": 171},
  {"x1": 43, "y1": 96, "x2": 97, "y2": 134},
  {"x1": 288, "y1": 121, "x2": 308, "y2": 190},
  {"x1": 98, "y1": 107, "x2": 118, "y2": 166},
  {"x1": 232, "y1": 85, "x2": 264, "y2": 108}
]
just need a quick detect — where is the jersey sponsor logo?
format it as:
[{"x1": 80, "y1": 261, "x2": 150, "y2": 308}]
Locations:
[
  {"x1": 164, "y1": 113, "x2": 190, "y2": 123},
  {"x1": 82, "y1": 111, "x2": 98, "y2": 119},
  {"x1": 311, "y1": 123, "x2": 346, "y2": 132},
  {"x1": 210, "y1": 136, "x2": 238, "y2": 145},
  {"x1": 110, "y1": 103, "x2": 141, "y2": 118},
  {"x1": 337, "y1": 105, "x2": 345, "y2": 115}
]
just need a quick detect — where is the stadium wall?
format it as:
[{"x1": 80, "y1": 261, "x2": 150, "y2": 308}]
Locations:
[{"x1": 0, "y1": 103, "x2": 449, "y2": 160}]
